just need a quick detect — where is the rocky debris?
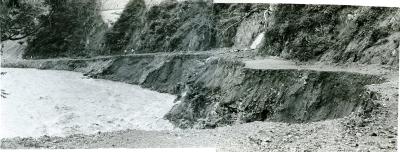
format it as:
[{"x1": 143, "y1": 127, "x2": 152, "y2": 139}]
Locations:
[
  {"x1": 3, "y1": 117, "x2": 394, "y2": 151},
  {"x1": 339, "y1": 74, "x2": 398, "y2": 151},
  {"x1": 248, "y1": 131, "x2": 273, "y2": 146}
]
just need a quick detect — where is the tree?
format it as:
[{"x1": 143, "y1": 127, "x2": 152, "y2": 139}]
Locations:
[
  {"x1": 24, "y1": 0, "x2": 104, "y2": 58},
  {"x1": 0, "y1": 0, "x2": 44, "y2": 42}
]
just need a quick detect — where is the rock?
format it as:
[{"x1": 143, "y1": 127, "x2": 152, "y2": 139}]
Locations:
[
  {"x1": 258, "y1": 130, "x2": 267, "y2": 134},
  {"x1": 264, "y1": 137, "x2": 272, "y2": 143},
  {"x1": 378, "y1": 143, "x2": 392, "y2": 149},
  {"x1": 387, "y1": 135, "x2": 395, "y2": 138},
  {"x1": 351, "y1": 143, "x2": 359, "y2": 147}
]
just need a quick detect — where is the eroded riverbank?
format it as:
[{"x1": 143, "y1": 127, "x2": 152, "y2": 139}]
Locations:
[{"x1": 1, "y1": 53, "x2": 397, "y2": 151}]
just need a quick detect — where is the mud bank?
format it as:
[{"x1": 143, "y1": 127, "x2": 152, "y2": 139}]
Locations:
[{"x1": 2, "y1": 54, "x2": 386, "y2": 129}]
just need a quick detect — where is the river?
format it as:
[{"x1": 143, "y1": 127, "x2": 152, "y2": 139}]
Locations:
[{"x1": 0, "y1": 68, "x2": 177, "y2": 138}]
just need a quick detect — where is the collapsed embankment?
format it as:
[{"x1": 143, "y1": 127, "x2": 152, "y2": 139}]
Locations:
[
  {"x1": 163, "y1": 59, "x2": 385, "y2": 128},
  {"x1": 2, "y1": 54, "x2": 386, "y2": 129}
]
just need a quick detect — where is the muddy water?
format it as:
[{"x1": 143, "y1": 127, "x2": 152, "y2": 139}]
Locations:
[{"x1": 0, "y1": 68, "x2": 176, "y2": 138}]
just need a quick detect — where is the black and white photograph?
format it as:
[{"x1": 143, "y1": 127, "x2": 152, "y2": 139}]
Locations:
[{"x1": 0, "y1": 0, "x2": 399, "y2": 151}]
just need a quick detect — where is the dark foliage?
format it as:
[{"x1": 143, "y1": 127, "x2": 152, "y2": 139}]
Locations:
[
  {"x1": 103, "y1": 0, "x2": 268, "y2": 55},
  {"x1": 24, "y1": 0, "x2": 104, "y2": 59},
  {"x1": 261, "y1": 5, "x2": 398, "y2": 63},
  {"x1": 103, "y1": 0, "x2": 146, "y2": 54},
  {"x1": 104, "y1": 0, "x2": 215, "y2": 54},
  {"x1": 0, "y1": 0, "x2": 43, "y2": 42}
]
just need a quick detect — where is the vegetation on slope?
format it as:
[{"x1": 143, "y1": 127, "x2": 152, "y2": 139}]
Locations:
[
  {"x1": 261, "y1": 5, "x2": 399, "y2": 66},
  {"x1": 103, "y1": 0, "x2": 265, "y2": 54},
  {"x1": 105, "y1": 1, "x2": 398, "y2": 67},
  {"x1": 104, "y1": 0, "x2": 214, "y2": 54},
  {"x1": 103, "y1": 0, "x2": 146, "y2": 54},
  {"x1": 3, "y1": 0, "x2": 397, "y2": 67},
  {"x1": 0, "y1": 0, "x2": 44, "y2": 42},
  {"x1": 23, "y1": 0, "x2": 106, "y2": 59}
]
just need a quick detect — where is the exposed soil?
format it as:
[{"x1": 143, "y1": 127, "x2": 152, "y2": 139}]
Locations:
[{"x1": 1, "y1": 50, "x2": 397, "y2": 151}]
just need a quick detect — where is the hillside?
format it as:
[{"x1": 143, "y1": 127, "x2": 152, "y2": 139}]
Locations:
[
  {"x1": 103, "y1": 0, "x2": 399, "y2": 67},
  {"x1": 18, "y1": 0, "x2": 399, "y2": 68},
  {"x1": 22, "y1": 0, "x2": 107, "y2": 59}
]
